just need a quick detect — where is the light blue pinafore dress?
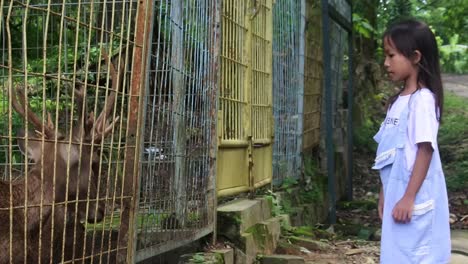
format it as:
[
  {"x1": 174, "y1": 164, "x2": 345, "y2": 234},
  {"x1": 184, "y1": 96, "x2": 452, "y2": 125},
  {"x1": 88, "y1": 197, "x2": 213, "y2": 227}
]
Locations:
[{"x1": 372, "y1": 95, "x2": 451, "y2": 264}]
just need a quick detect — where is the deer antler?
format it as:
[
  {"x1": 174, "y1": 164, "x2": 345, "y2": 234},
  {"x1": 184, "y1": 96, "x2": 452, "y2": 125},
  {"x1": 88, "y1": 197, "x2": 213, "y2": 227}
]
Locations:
[
  {"x1": 90, "y1": 50, "x2": 121, "y2": 143},
  {"x1": 73, "y1": 81, "x2": 95, "y2": 140},
  {"x1": 11, "y1": 84, "x2": 56, "y2": 139},
  {"x1": 70, "y1": 50, "x2": 122, "y2": 143}
]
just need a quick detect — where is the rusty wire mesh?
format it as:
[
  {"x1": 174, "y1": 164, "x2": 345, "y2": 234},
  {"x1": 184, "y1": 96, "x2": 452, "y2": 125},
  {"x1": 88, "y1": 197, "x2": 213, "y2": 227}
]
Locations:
[
  {"x1": 0, "y1": 0, "x2": 143, "y2": 262},
  {"x1": 135, "y1": 0, "x2": 218, "y2": 260}
]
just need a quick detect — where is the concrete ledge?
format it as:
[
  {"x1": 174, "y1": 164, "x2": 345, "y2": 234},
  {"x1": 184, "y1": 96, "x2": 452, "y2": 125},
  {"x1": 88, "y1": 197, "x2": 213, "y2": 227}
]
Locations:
[
  {"x1": 211, "y1": 248, "x2": 234, "y2": 264},
  {"x1": 218, "y1": 198, "x2": 264, "y2": 235}
]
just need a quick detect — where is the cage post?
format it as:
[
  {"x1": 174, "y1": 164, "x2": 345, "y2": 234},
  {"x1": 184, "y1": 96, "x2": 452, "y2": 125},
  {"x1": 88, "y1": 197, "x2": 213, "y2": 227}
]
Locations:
[
  {"x1": 346, "y1": 2, "x2": 354, "y2": 201},
  {"x1": 170, "y1": 0, "x2": 188, "y2": 227},
  {"x1": 245, "y1": 0, "x2": 254, "y2": 196},
  {"x1": 297, "y1": 0, "x2": 306, "y2": 179},
  {"x1": 119, "y1": 0, "x2": 153, "y2": 262},
  {"x1": 320, "y1": 0, "x2": 336, "y2": 224},
  {"x1": 209, "y1": 0, "x2": 222, "y2": 245}
]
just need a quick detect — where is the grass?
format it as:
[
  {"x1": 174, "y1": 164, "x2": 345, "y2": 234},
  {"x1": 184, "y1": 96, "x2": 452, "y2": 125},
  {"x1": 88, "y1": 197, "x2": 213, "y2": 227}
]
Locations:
[
  {"x1": 85, "y1": 213, "x2": 163, "y2": 231},
  {"x1": 439, "y1": 92, "x2": 468, "y2": 191},
  {"x1": 85, "y1": 211, "x2": 202, "y2": 231}
]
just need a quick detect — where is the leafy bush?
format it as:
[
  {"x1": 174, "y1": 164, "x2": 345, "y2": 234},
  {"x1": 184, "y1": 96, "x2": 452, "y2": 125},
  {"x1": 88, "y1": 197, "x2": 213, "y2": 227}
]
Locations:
[
  {"x1": 439, "y1": 92, "x2": 468, "y2": 190},
  {"x1": 439, "y1": 34, "x2": 468, "y2": 74},
  {"x1": 353, "y1": 118, "x2": 380, "y2": 154}
]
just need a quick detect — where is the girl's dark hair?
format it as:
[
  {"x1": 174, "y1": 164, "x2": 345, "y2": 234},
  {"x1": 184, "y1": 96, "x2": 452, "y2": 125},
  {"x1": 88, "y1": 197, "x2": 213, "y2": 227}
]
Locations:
[{"x1": 384, "y1": 19, "x2": 443, "y2": 121}]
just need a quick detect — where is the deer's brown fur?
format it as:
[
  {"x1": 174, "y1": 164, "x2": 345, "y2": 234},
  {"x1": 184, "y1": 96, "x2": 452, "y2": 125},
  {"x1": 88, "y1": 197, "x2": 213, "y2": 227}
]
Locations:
[{"x1": 0, "y1": 51, "x2": 121, "y2": 263}]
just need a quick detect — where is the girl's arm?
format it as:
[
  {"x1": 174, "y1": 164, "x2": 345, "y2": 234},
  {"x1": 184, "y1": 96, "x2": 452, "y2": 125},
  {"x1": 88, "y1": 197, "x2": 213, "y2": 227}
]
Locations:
[{"x1": 392, "y1": 142, "x2": 433, "y2": 223}]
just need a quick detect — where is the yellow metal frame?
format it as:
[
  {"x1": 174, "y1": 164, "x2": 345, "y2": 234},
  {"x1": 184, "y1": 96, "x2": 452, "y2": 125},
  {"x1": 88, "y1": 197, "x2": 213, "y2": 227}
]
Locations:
[{"x1": 217, "y1": 0, "x2": 273, "y2": 197}]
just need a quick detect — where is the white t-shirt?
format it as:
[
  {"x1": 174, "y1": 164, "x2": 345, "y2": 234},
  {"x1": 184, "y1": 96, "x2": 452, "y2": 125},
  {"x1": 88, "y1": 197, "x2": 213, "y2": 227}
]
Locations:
[{"x1": 382, "y1": 88, "x2": 439, "y2": 171}]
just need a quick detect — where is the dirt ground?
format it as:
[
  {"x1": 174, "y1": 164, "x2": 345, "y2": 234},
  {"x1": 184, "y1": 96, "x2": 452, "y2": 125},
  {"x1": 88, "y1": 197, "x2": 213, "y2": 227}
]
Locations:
[{"x1": 443, "y1": 74, "x2": 468, "y2": 97}]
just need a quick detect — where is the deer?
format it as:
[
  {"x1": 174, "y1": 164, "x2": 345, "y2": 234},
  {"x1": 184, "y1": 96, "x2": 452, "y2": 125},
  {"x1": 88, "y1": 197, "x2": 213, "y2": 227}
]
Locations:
[{"x1": 0, "y1": 51, "x2": 121, "y2": 263}]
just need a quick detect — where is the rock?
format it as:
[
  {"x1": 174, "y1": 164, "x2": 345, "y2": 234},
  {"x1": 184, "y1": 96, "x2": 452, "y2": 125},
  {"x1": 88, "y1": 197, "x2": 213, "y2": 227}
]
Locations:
[
  {"x1": 288, "y1": 236, "x2": 330, "y2": 251},
  {"x1": 211, "y1": 249, "x2": 234, "y2": 264},
  {"x1": 179, "y1": 253, "x2": 223, "y2": 264},
  {"x1": 345, "y1": 248, "x2": 367, "y2": 255},
  {"x1": 299, "y1": 247, "x2": 311, "y2": 254},
  {"x1": 357, "y1": 228, "x2": 372, "y2": 240},
  {"x1": 275, "y1": 240, "x2": 303, "y2": 255},
  {"x1": 451, "y1": 253, "x2": 468, "y2": 264},
  {"x1": 450, "y1": 213, "x2": 458, "y2": 224},
  {"x1": 371, "y1": 229, "x2": 382, "y2": 241}
]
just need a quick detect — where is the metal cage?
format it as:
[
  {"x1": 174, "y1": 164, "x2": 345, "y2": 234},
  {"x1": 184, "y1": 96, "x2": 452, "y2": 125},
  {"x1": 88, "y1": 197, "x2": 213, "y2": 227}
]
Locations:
[
  {"x1": 0, "y1": 0, "x2": 150, "y2": 262},
  {"x1": 136, "y1": 0, "x2": 218, "y2": 260}
]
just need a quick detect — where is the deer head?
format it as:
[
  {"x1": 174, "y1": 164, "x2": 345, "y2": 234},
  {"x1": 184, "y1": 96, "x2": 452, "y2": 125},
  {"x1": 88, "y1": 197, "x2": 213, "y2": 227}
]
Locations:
[{"x1": 12, "y1": 52, "x2": 121, "y2": 223}]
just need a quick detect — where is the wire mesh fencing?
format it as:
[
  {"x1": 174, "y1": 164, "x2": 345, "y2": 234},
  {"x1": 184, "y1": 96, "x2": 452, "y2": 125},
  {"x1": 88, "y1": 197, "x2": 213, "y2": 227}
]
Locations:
[
  {"x1": 0, "y1": 0, "x2": 148, "y2": 262},
  {"x1": 135, "y1": 0, "x2": 218, "y2": 260},
  {"x1": 272, "y1": 0, "x2": 304, "y2": 184}
]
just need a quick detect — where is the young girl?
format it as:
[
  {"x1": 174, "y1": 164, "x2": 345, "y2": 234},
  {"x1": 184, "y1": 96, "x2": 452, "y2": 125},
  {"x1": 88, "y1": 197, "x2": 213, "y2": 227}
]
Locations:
[{"x1": 372, "y1": 19, "x2": 451, "y2": 263}]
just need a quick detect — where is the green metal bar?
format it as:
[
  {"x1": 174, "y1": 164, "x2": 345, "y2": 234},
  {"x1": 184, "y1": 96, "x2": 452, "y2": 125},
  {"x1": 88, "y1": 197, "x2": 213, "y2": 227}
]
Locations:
[{"x1": 321, "y1": 0, "x2": 336, "y2": 224}]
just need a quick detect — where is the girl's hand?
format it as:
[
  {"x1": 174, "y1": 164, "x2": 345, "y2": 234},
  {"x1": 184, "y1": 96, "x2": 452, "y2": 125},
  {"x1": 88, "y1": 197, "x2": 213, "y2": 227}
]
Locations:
[
  {"x1": 392, "y1": 195, "x2": 415, "y2": 223},
  {"x1": 378, "y1": 187, "x2": 384, "y2": 220}
]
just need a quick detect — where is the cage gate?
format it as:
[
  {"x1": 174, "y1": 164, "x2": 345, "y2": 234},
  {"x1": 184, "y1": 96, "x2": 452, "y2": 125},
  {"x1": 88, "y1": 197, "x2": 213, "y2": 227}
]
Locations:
[
  {"x1": 217, "y1": 0, "x2": 274, "y2": 197},
  {"x1": 0, "y1": 0, "x2": 151, "y2": 263}
]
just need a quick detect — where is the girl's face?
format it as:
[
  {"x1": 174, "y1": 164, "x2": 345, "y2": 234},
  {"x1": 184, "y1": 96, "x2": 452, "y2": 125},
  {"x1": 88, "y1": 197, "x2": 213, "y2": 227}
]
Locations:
[{"x1": 383, "y1": 37, "x2": 418, "y2": 83}]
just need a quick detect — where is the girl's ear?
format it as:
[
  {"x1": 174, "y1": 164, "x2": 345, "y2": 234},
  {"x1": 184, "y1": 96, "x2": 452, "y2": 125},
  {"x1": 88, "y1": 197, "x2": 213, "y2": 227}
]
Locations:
[{"x1": 412, "y1": 50, "x2": 422, "y2": 64}]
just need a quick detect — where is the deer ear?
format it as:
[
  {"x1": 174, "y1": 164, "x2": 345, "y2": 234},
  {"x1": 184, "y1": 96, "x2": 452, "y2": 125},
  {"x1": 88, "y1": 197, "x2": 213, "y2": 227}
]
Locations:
[{"x1": 17, "y1": 129, "x2": 43, "y2": 162}]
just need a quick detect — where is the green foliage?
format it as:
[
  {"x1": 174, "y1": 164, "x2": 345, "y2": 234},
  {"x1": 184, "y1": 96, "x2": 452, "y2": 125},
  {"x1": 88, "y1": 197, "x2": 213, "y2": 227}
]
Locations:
[
  {"x1": 377, "y1": 0, "x2": 414, "y2": 36},
  {"x1": 190, "y1": 253, "x2": 206, "y2": 263},
  {"x1": 353, "y1": 118, "x2": 379, "y2": 154},
  {"x1": 355, "y1": 0, "x2": 468, "y2": 74},
  {"x1": 281, "y1": 177, "x2": 298, "y2": 193},
  {"x1": 265, "y1": 157, "x2": 325, "y2": 219},
  {"x1": 439, "y1": 93, "x2": 468, "y2": 191},
  {"x1": 291, "y1": 226, "x2": 315, "y2": 238},
  {"x1": 439, "y1": 34, "x2": 468, "y2": 74},
  {"x1": 353, "y1": 13, "x2": 375, "y2": 39}
]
